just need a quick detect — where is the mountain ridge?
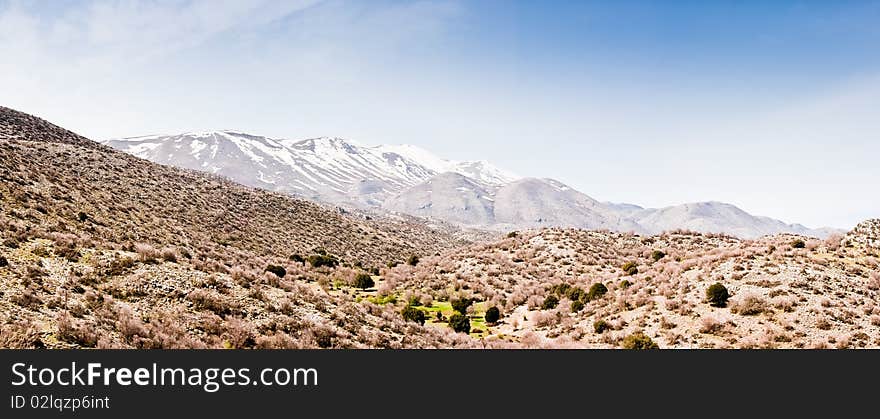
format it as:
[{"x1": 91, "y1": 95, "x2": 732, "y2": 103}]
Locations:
[{"x1": 104, "y1": 130, "x2": 839, "y2": 239}]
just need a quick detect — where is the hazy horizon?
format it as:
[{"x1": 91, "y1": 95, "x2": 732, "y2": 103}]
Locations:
[{"x1": 1, "y1": 0, "x2": 877, "y2": 229}]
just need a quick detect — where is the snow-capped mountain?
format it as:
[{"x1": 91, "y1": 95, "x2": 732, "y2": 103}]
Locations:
[
  {"x1": 104, "y1": 131, "x2": 836, "y2": 239},
  {"x1": 104, "y1": 131, "x2": 516, "y2": 207}
]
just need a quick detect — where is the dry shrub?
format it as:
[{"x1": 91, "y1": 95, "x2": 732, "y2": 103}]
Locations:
[
  {"x1": 159, "y1": 247, "x2": 178, "y2": 262},
  {"x1": 772, "y1": 296, "x2": 796, "y2": 313},
  {"x1": 223, "y1": 318, "x2": 255, "y2": 349},
  {"x1": 56, "y1": 312, "x2": 98, "y2": 347},
  {"x1": 187, "y1": 289, "x2": 233, "y2": 316},
  {"x1": 699, "y1": 316, "x2": 726, "y2": 335},
  {"x1": 134, "y1": 243, "x2": 159, "y2": 263},
  {"x1": 0, "y1": 320, "x2": 44, "y2": 348},
  {"x1": 731, "y1": 294, "x2": 766, "y2": 316},
  {"x1": 255, "y1": 333, "x2": 298, "y2": 349},
  {"x1": 868, "y1": 272, "x2": 880, "y2": 291},
  {"x1": 11, "y1": 288, "x2": 43, "y2": 309}
]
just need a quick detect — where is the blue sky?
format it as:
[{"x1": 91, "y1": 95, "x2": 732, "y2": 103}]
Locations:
[{"x1": 1, "y1": 0, "x2": 878, "y2": 228}]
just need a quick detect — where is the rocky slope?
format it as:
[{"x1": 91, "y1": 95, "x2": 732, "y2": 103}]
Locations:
[
  {"x1": 0, "y1": 106, "x2": 476, "y2": 349},
  {"x1": 381, "y1": 225, "x2": 880, "y2": 348}
]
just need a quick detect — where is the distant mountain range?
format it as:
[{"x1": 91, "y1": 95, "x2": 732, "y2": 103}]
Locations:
[{"x1": 104, "y1": 131, "x2": 837, "y2": 239}]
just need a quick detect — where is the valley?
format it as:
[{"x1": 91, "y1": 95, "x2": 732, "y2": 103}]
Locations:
[{"x1": 2, "y1": 106, "x2": 878, "y2": 349}]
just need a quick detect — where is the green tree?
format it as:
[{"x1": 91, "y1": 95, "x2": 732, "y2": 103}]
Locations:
[
  {"x1": 401, "y1": 305, "x2": 426, "y2": 325},
  {"x1": 308, "y1": 254, "x2": 339, "y2": 268},
  {"x1": 448, "y1": 313, "x2": 471, "y2": 333},
  {"x1": 621, "y1": 332, "x2": 659, "y2": 349},
  {"x1": 353, "y1": 273, "x2": 375, "y2": 290},
  {"x1": 541, "y1": 295, "x2": 559, "y2": 310},
  {"x1": 705, "y1": 283, "x2": 730, "y2": 307},
  {"x1": 484, "y1": 306, "x2": 501, "y2": 324},
  {"x1": 451, "y1": 298, "x2": 472, "y2": 314},
  {"x1": 587, "y1": 283, "x2": 608, "y2": 301}
]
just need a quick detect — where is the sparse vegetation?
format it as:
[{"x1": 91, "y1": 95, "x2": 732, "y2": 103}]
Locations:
[{"x1": 2, "y1": 107, "x2": 879, "y2": 349}]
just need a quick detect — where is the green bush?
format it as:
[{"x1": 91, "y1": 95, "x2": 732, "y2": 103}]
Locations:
[
  {"x1": 387, "y1": 261, "x2": 399, "y2": 268},
  {"x1": 77, "y1": 211, "x2": 89, "y2": 222},
  {"x1": 0, "y1": 255, "x2": 7, "y2": 268},
  {"x1": 587, "y1": 283, "x2": 608, "y2": 301},
  {"x1": 451, "y1": 298, "x2": 472, "y2": 314},
  {"x1": 507, "y1": 231, "x2": 518, "y2": 238},
  {"x1": 448, "y1": 313, "x2": 471, "y2": 334},
  {"x1": 791, "y1": 239, "x2": 806, "y2": 249},
  {"x1": 621, "y1": 332, "x2": 659, "y2": 349},
  {"x1": 484, "y1": 306, "x2": 501, "y2": 324},
  {"x1": 651, "y1": 250, "x2": 666, "y2": 262},
  {"x1": 401, "y1": 305, "x2": 426, "y2": 325},
  {"x1": 706, "y1": 283, "x2": 730, "y2": 307},
  {"x1": 551, "y1": 283, "x2": 572, "y2": 296},
  {"x1": 407, "y1": 255, "x2": 420, "y2": 266},
  {"x1": 566, "y1": 286, "x2": 585, "y2": 302},
  {"x1": 353, "y1": 273, "x2": 375, "y2": 290},
  {"x1": 265, "y1": 265, "x2": 286, "y2": 278},
  {"x1": 289, "y1": 254, "x2": 305, "y2": 264},
  {"x1": 541, "y1": 295, "x2": 559, "y2": 310},
  {"x1": 621, "y1": 261, "x2": 638, "y2": 275},
  {"x1": 570, "y1": 300, "x2": 584, "y2": 313},
  {"x1": 619, "y1": 279, "x2": 632, "y2": 289},
  {"x1": 593, "y1": 320, "x2": 609, "y2": 334},
  {"x1": 308, "y1": 254, "x2": 339, "y2": 268}
]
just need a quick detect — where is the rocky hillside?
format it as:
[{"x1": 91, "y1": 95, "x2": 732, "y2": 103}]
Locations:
[
  {"x1": 0, "y1": 106, "x2": 475, "y2": 349},
  {"x1": 845, "y1": 219, "x2": 880, "y2": 251},
  {"x1": 380, "y1": 226, "x2": 880, "y2": 348},
  {"x1": 0, "y1": 105, "x2": 101, "y2": 149}
]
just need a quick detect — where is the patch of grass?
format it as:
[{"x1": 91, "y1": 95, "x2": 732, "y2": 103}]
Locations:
[{"x1": 367, "y1": 294, "x2": 398, "y2": 305}]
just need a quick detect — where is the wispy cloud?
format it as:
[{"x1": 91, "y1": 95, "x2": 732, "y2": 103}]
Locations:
[{"x1": 0, "y1": 0, "x2": 321, "y2": 72}]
